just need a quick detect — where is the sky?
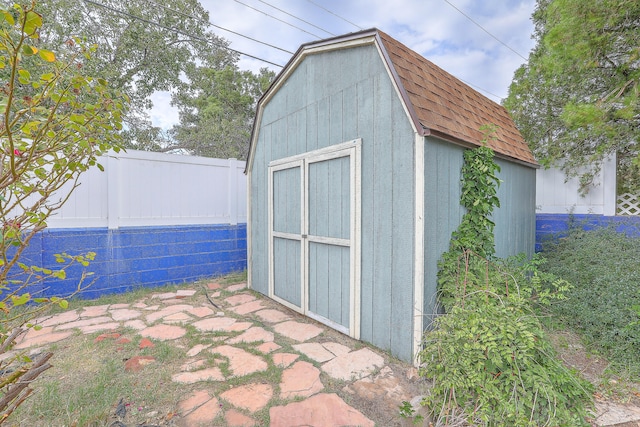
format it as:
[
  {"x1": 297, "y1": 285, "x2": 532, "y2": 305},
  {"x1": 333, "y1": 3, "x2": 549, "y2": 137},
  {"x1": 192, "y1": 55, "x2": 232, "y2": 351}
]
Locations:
[{"x1": 149, "y1": 0, "x2": 538, "y2": 130}]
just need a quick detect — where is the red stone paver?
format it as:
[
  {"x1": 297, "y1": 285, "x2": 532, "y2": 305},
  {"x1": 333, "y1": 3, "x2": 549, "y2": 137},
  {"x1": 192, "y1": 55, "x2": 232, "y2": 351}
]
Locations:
[
  {"x1": 280, "y1": 361, "x2": 323, "y2": 399},
  {"x1": 192, "y1": 317, "x2": 236, "y2": 332},
  {"x1": 39, "y1": 310, "x2": 81, "y2": 326},
  {"x1": 163, "y1": 312, "x2": 192, "y2": 323},
  {"x1": 125, "y1": 355, "x2": 156, "y2": 372},
  {"x1": 140, "y1": 324, "x2": 186, "y2": 340},
  {"x1": 172, "y1": 367, "x2": 224, "y2": 384},
  {"x1": 207, "y1": 282, "x2": 222, "y2": 290},
  {"x1": 116, "y1": 337, "x2": 131, "y2": 345},
  {"x1": 94, "y1": 332, "x2": 121, "y2": 343},
  {"x1": 187, "y1": 344, "x2": 211, "y2": 357},
  {"x1": 124, "y1": 319, "x2": 147, "y2": 330},
  {"x1": 272, "y1": 353, "x2": 299, "y2": 368},
  {"x1": 79, "y1": 305, "x2": 110, "y2": 318},
  {"x1": 227, "y1": 326, "x2": 274, "y2": 344},
  {"x1": 78, "y1": 323, "x2": 121, "y2": 334},
  {"x1": 55, "y1": 316, "x2": 112, "y2": 331},
  {"x1": 293, "y1": 343, "x2": 336, "y2": 363},
  {"x1": 178, "y1": 390, "x2": 221, "y2": 425},
  {"x1": 225, "y1": 409, "x2": 255, "y2": 427},
  {"x1": 224, "y1": 294, "x2": 256, "y2": 306},
  {"x1": 269, "y1": 393, "x2": 374, "y2": 427},
  {"x1": 220, "y1": 383, "x2": 273, "y2": 412},
  {"x1": 14, "y1": 330, "x2": 73, "y2": 350},
  {"x1": 254, "y1": 309, "x2": 291, "y2": 323},
  {"x1": 256, "y1": 342, "x2": 280, "y2": 354},
  {"x1": 226, "y1": 283, "x2": 247, "y2": 292},
  {"x1": 110, "y1": 308, "x2": 142, "y2": 321},
  {"x1": 139, "y1": 338, "x2": 155, "y2": 349},
  {"x1": 210, "y1": 345, "x2": 267, "y2": 377},
  {"x1": 229, "y1": 300, "x2": 264, "y2": 315},
  {"x1": 188, "y1": 306, "x2": 215, "y2": 318},
  {"x1": 321, "y1": 347, "x2": 385, "y2": 381},
  {"x1": 273, "y1": 321, "x2": 323, "y2": 342}
]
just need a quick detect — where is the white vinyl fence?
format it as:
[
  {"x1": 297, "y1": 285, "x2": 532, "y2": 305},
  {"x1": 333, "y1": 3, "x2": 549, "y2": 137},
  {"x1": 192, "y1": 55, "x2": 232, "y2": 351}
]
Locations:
[{"x1": 47, "y1": 150, "x2": 247, "y2": 229}]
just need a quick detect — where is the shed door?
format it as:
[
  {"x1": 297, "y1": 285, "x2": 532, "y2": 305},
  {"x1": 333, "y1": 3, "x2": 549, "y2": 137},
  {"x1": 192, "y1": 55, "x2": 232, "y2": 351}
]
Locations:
[{"x1": 268, "y1": 140, "x2": 361, "y2": 338}]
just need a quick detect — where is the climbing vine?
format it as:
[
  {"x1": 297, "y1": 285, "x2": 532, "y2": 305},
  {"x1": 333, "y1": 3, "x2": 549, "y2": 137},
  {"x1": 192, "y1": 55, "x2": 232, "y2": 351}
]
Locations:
[{"x1": 415, "y1": 126, "x2": 594, "y2": 426}]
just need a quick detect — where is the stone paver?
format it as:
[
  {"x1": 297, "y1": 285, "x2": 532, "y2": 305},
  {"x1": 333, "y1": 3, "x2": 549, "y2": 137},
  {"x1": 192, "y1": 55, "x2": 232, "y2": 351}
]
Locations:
[
  {"x1": 172, "y1": 367, "x2": 225, "y2": 384},
  {"x1": 140, "y1": 324, "x2": 186, "y2": 340},
  {"x1": 280, "y1": 361, "x2": 323, "y2": 399},
  {"x1": 145, "y1": 304, "x2": 193, "y2": 323},
  {"x1": 124, "y1": 319, "x2": 147, "y2": 330},
  {"x1": 226, "y1": 283, "x2": 246, "y2": 292},
  {"x1": 227, "y1": 326, "x2": 274, "y2": 344},
  {"x1": 39, "y1": 310, "x2": 81, "y2": 326},
  {"x1": 225, "y1": 409, "x2": 255, "y2": 427},
  {"x1": 256, "y1": 342, "x2": 280, "y2": 354},
  {"x1": 293, "y1": 343, "x2": 336, "y2": 363},
  {"x1": 187, "y1": 344, "x2": 211, "y2": 357},
  {"x1": 192, "y1": 316, "x2": 236, "y2": 332},
  {"x1": 596, "y1": 401, "x2": 640, "y2": 426},
  {"x1": 125, "y1": 355, "x2": 156, "y2": 372},
  {"x1": 163, "y1": 312, "x2": 192, "y2": 323},
  {"x1": 15, "y1": 330, "x2": 73, "y2": 349},
  {"x1": 176, "y1": 289, "x2": 197, "y2": 297},
  {"x1": 229, "y1": 300, "x2": 264, "y2": 315},
  {"x1": 79, "y1": 305, "x2": 110, "y2": 318},
  {"x1": 322, "y1": 347, "x2": 385, "y2": 381},
  {"x1": 55, "y1": 316, "x2": 113, "y2": 331},
  {"x1": 273, "y1": 320, "x2": 323, "y2": 342},
  {"x1": 210, "y1": 345, "x2": 268, "y2": 377},
  {"x1": 188, "y1": 306, "x2": 215, "y2": 318},
  {"x1": 224, "y1": 293, "x2": 256, "y2": 306},
  {"x1": 272, "y1": 352, "x2": 299, "y2": 368},
  {"x1": 220, "y1": 383, "x2": 273, "y2": 412},
  {"x1": 178, "y1": 390, "x2": 221, "y2": 425},
  {"x1": 344, "y1": 366, "x2": 411, "y2": 412},
  {"x1": 78, "y1": 322, "x2": 121, "y2": 334},
  {"x1": 269, "y1": 393, "x2": 374, "y2": 427},
  {"x1": 110, "y1": 308, "x2": 142, "y2": 321},
  {"x1": 254, "y1": 309, "x2": 291, "y2": 323}
]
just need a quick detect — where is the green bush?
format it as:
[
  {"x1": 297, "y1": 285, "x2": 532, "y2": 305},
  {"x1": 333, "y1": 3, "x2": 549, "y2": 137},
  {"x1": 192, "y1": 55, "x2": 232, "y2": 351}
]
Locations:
[
  {"x1": 540, "y1": 225, "x2": 640, "y2": 376},
  {"x1": 420, "y1": 252, "x2": 594, "y2": 426}
]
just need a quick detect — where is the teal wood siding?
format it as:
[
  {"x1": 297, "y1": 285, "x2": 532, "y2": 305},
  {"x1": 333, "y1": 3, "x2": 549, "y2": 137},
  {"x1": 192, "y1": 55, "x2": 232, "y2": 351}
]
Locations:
[
  {"x1": 250, "y1": 43, "x2": 416, "y2": 361},
  {"x1": 423, "y1": 138, "x2": 465, "y2": 328},
  {"x1": 493, "y1": 160, "x2": 536, "y2": 258}
]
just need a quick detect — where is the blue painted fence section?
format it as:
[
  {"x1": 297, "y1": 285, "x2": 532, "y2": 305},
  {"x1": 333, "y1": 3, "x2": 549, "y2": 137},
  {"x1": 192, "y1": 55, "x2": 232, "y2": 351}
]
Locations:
[
  {"x1": 536, "y1": 214, "x2": 640, "y2": 251},
  {"x1": 19, "y1": 224, "x2": 246, "y2": 299}
]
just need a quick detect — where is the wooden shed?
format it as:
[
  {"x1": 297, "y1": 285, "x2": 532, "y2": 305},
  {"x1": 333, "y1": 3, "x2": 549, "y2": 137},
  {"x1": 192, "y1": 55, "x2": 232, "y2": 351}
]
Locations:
[{"x1": 245, "y1": 28, "x2": 537, "y2": 363}]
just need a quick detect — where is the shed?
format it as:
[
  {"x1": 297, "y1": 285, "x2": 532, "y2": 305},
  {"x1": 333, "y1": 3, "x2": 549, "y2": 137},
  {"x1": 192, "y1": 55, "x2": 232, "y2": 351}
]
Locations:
[{"x1": 245, "y1": 28, "x2": 537, "y2": 363}]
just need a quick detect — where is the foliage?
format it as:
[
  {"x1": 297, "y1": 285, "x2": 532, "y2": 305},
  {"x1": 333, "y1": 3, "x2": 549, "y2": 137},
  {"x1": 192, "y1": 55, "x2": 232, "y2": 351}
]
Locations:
[
  {"x1": 0, "y1": 2, "x2": 126, "y2": 421},
  {"x1": 419, "y1": 133, "x2": 593, "y2": 426},
  {"x1": 504, "y1": 0, "x2": 640, "y2": 194},
  {"x1": 32, "y1": 0, "x2": 276, "y2": 158},
  {"x1": 420, "y1": 253, "x2": 593, "y2": 426},
  {"x1": 438, "y1": 125, "x2": 501, "y2": 309},
  {"x1": 169, "y1": 51, "x2": 275, "y2": 159},
  {"x1": 539, "y1": 224, "x2": 640, "y2": 376}
]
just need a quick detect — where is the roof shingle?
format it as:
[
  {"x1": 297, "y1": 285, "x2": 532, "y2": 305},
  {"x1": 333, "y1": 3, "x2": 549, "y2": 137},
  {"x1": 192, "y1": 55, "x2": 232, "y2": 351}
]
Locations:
[{"x1": 377, "y1": 30, "x2": 536, "y2": 165}]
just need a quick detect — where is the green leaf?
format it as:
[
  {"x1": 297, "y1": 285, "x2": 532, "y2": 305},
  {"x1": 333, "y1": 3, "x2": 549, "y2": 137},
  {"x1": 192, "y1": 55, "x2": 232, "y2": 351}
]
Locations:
[
  {"x1": 58, "y1": 299, "x2": 69, "y2": 309},
  {"x1": 1, "y1": 10, "x2": 15, "y2": 26},
  {"x1": 23, "y1": 10, "x2": 43, "y2": 36},
  {"x1": 11, "y1": 293, "x2": 31, "y2": 307}
]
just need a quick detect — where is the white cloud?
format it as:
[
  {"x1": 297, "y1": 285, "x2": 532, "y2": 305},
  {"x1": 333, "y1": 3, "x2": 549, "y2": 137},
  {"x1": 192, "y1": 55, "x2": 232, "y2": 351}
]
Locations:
[{"x1": 148, "y1": 0, "x2": 536, "y2": 128}]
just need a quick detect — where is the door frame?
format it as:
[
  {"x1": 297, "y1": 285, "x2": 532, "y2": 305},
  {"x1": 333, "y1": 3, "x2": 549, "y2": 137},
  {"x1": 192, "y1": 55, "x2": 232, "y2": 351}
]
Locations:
[{"x1": 268, "y1": 139, "x2": 361, "y2": 339}]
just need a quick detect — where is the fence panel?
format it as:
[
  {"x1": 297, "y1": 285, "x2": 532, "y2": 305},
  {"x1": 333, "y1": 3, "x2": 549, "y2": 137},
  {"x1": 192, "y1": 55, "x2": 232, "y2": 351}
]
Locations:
[{"x1": 47, "y1": 150, "x2": 247, "y2": 229}]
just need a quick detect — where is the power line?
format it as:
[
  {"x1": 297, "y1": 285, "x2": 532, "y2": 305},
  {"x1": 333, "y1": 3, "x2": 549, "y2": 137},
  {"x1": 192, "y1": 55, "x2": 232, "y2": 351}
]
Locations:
[
  {"x1": 231, "y1": 0, "x2": 324, "y2": 39},
  {"x1": 305, "y1": 0, "x2": 364, "y2": 31},
  {"x1": 81, "y1": 0, "x2": 285, "y2": 68},
  {"x1": 442, "y1": 0, "x2": 528, "y2": 61},
  {"x1": 256, "y1": 0, "x2": 335, "y2": 37},
  {"x1": 144, "y1": 0, "x2": 294, "y2": 55}
]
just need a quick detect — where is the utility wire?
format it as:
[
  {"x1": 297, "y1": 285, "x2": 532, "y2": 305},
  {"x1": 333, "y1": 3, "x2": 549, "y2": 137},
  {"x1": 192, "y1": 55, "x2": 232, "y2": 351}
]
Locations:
[
  {"x1": 442, "y1": 0, "x2": 528, "y2": 61},
  {"x1": 145, "y1": 0, "x2": 294, "y2": 54},
  {"x1": 81, "y1": 0, "x2": 285, "y2": 67},
  {"x1": 256, "y1": 0, "x2": 335, "y2": 37},
  {"x1": 231, "y1": 0, "x2": 323, "y2": 39},
  {"x1": 305, "y1": 0, "x2": 364, "y2": 31}
]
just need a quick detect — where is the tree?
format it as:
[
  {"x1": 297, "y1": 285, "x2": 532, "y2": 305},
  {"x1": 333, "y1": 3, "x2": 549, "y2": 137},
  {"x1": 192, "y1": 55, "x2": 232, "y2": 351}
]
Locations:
[
  {"x1": 169, "y1": 50, "x2": 275, "y2": 158},
  {"x1": 0, "y1": 2, "x2": 126, "y2": 419},
  {"x1": 32, "y1": 0, "x2": 235, "y2": 150},
  {"x1": 504, "y1": 0, "x2": 639, "y2": 193}
]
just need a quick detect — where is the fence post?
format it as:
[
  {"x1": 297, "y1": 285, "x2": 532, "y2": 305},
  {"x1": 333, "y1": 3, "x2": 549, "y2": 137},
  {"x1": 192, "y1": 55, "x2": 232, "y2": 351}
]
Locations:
[
  {"x1": 107, "y1": 153, "x2": 120, "y2": 229},
  {"x1": 603, "y1": 153, "x2": 617, "y2": 216},
  {"x1": 228, "y1": 158, "x2": 238, "y2": 225}
]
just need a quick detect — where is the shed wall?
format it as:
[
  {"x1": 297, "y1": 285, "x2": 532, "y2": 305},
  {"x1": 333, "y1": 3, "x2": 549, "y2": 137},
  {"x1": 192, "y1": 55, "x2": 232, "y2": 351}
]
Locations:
[
  {"x1": 250, "y1": 43, "x2": 416, "y2": 361},
  {"x1": 422, "y1": 139, "x2": 536, "y2": 331}
]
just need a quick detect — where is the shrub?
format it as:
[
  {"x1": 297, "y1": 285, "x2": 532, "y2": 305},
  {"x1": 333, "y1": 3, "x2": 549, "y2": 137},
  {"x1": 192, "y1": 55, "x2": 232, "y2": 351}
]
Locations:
[{"x1": 539, "y1": 225, "x2": 640, "y2": 376}]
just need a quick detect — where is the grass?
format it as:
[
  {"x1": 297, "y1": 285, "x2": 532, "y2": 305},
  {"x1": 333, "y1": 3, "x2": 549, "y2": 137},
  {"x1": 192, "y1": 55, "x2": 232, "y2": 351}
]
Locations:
[{"x1": 539, "y1": 224, "x2": 640, "y2": 379}]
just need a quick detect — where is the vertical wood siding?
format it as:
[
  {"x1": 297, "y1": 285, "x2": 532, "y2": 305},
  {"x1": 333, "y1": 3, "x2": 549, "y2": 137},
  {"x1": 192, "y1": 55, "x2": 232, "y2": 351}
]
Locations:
[{"x1": 250, "y1": 44, "x2": 416, "y2": 361}]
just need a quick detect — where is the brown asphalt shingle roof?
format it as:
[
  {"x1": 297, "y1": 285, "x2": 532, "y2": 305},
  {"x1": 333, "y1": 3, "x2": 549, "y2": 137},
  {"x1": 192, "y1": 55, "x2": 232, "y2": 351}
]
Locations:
[{"x1": 376, "y1": 30, "x2": 536, "y2": 165}]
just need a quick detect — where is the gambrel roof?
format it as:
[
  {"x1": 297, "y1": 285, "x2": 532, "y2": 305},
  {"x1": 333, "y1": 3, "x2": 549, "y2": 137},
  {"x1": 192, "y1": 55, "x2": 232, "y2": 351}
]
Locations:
[{"x1": 247, "y1": 28, "x2": 536, "y2": 170}]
